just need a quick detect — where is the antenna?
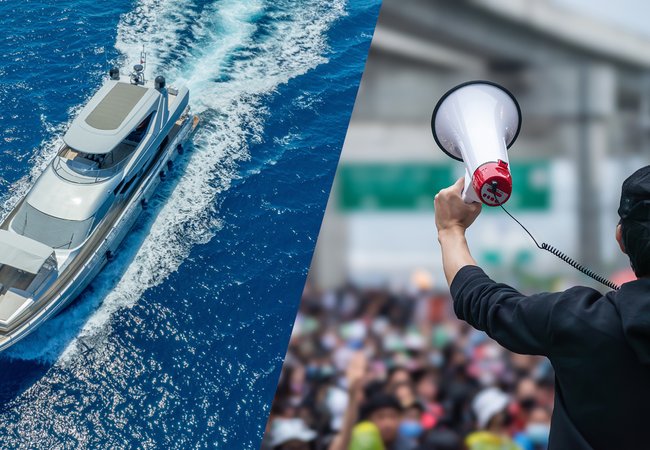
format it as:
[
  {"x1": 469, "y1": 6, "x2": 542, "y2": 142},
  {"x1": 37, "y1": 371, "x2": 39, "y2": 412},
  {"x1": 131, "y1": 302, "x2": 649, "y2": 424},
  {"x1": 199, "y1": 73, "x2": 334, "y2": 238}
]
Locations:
[{"x1": 140, "y1": 44, "x2": 147, "y2": 83}]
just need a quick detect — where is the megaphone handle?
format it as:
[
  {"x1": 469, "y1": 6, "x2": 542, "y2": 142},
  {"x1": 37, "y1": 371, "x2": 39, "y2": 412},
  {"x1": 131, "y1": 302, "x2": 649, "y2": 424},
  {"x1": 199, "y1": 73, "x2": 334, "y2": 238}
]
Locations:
[{"x1": 461, "y1": 170, "x2": 479, "y2": 204}]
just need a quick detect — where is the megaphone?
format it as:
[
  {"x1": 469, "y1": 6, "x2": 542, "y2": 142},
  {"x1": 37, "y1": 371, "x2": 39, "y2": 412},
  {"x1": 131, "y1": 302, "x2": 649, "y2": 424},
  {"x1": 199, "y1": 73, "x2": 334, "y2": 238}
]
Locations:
[
  {"x1": 431, "y1": 80, "x2": 521, "y2": 206},
  {"x1": 430, "y1": 81, "x2": 621, "y2": 291}
]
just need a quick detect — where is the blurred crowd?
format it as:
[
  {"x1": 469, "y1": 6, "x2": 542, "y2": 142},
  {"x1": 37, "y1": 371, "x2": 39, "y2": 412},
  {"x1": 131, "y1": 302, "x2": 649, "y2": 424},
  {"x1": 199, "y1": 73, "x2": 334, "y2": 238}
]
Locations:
[{"x1": 261, "y1": 274, "x2": 555, "y2": 450}]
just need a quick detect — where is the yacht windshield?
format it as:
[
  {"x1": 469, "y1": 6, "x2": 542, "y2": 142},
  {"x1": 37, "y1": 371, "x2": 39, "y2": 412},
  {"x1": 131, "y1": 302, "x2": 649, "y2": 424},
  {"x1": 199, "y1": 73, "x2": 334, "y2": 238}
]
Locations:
[{"x1": 11, "y1": 202, "x2": 93, "y2": 249}]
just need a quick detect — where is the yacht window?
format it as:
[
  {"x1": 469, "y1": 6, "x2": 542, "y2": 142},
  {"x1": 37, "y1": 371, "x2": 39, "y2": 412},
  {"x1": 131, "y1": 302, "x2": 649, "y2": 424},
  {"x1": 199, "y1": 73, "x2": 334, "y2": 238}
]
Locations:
[
  {"x1": 125, "y1": 113, "x2": 154, "y2": 145},
  {"x1": 120, "y1": 175, "x2": 138, "y2": 195},
  {"x1": 113, "y1": 180, "x2": 125, "y2": 195},
  {"x1": 11, "y1": 202, "x2": 93, "y2": 249},
  {"x1": 58, "y1": 111, "x2": 155, "y2": 175},
  {"x1": 158, "y1": 135, "x2": 169, "y2": 152}
]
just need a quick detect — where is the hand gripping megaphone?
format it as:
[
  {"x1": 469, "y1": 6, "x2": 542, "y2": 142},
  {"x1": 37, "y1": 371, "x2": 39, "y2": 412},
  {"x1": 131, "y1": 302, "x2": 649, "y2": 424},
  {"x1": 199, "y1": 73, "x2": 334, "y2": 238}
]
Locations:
[{"x1": 431, "y1": 81, "x2": 521, "y2": 206}]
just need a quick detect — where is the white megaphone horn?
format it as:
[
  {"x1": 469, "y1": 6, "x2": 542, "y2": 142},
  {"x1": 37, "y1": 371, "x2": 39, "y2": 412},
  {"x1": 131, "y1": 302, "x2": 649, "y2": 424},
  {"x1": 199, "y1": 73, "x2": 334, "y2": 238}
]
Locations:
[{"x1": 431, "y1": 80, "x2": 521, "y2": 206}]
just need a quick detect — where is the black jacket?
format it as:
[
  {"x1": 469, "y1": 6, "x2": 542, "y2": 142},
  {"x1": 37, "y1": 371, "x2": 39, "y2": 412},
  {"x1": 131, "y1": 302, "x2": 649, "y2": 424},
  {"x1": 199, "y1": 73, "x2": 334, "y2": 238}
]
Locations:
[{"x1": 451, "y1": 265, "x2": 650, "y2": 450}]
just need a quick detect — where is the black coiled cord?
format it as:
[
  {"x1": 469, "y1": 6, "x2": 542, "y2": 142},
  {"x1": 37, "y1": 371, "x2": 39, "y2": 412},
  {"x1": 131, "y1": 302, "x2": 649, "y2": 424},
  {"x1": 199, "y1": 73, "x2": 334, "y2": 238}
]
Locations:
[
  {"x1": 540, "y1": 243, "x2": 620, "y2": 291},
  {"x1": 490, "y1": 181, "x2": 620, "y2": 291}
]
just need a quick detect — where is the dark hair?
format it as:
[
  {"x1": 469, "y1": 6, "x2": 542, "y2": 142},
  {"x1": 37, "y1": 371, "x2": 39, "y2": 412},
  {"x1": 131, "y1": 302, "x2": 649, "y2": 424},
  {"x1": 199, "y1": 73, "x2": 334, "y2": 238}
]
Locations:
[
  {"x1": 359, "y1": 394, "x2": 403, "y2": 420},
  {"x1": 620, "y1": 218, "x2": 650, "y2": 277},
  {"x1": 387, "y1": 365, "x2": 410, "y2": 379}
]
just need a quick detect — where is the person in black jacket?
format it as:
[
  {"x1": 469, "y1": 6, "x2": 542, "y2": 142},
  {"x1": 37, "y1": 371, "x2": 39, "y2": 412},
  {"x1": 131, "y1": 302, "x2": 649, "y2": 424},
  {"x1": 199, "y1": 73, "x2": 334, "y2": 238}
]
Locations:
[{"x1": 434, "y1": 166, "x2": 650, "y2": 450}]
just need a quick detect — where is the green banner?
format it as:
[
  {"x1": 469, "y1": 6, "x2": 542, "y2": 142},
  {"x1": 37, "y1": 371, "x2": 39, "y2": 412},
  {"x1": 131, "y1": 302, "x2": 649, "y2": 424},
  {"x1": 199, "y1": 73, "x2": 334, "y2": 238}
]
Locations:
[
  {"x1": 338, "y1": 164, "x2": 454, "y2": 211},
  {"x1": 337, "y1": 161, "x2": 550, "y2": 212},
  {"x1": 506, "y1": 161, "x2": 551, "y2": 210}
]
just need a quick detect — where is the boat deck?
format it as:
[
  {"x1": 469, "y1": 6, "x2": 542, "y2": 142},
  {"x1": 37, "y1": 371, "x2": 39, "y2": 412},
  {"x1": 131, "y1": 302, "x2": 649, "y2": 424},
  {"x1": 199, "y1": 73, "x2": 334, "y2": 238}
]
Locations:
[{"x1": 0, "y1": 265, "x2": 34, "y2": 295}]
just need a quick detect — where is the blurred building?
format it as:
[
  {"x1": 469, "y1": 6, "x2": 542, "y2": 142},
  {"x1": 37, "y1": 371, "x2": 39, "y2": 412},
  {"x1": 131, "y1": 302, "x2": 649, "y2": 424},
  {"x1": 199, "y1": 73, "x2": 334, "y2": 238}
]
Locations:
[{"x1": 312, "y1": 0, "x2": 650, "y2": 290}]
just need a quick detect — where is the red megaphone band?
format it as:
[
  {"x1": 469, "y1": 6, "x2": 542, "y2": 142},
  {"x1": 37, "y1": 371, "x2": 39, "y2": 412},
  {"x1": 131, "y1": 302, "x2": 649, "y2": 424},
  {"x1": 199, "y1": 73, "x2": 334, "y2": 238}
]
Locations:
[{"x1": 472, "y1": 160, "x2": 512, "y2": 206}]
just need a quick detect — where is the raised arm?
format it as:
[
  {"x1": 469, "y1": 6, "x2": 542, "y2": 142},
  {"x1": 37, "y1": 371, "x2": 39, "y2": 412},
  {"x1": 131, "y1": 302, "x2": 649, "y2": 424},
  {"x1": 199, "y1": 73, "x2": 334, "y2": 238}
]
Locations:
[
  {"x1": 434, "y1": 179, "x2": 551, "y2": 353},
  {"x1": 328, "y1": 351, "x2": 368, "y2": 450},
  {"x1": 434, "y1": 177, "x2": 481, "y2": 286},
  {"x1": 434, "y1": 178, "x2": 596, "y2": 356}
]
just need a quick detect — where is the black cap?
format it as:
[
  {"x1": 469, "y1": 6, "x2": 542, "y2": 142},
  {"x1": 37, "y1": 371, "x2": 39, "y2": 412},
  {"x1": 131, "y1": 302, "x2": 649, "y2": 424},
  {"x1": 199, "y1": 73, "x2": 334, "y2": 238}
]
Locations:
[{"x1": 618, "y1": 166, "x2": 650, "y2": 222}]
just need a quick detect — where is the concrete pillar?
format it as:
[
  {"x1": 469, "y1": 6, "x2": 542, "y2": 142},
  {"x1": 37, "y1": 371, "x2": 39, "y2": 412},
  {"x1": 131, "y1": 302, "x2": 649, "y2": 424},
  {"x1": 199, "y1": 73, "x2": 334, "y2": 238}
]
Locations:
[
  {"x1": 312, "y1": 180, "x2": 348, "y2": 290},
  {"x1": 576, "y1": 64, "x2": 615, "y2": 271}
]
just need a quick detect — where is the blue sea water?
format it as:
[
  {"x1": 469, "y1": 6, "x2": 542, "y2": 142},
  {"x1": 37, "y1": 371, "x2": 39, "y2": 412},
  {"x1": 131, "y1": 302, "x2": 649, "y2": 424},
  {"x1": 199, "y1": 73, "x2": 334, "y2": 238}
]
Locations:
[{"x1": 0, "y1": 0, "x2": 380, "y2": 448}]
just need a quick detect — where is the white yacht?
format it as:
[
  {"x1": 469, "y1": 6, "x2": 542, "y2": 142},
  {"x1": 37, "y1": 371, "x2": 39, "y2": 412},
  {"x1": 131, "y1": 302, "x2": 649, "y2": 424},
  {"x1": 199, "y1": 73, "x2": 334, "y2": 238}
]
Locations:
[{"x1": 0, "y1": 59, "x2": 198, "y2": 351}]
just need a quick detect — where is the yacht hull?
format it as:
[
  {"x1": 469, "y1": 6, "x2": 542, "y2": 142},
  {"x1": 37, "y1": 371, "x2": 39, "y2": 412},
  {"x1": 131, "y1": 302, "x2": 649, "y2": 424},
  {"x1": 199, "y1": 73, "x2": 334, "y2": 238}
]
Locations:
[{"x1": 0, "y1": 113, "x2": 198, "y2": 352}]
